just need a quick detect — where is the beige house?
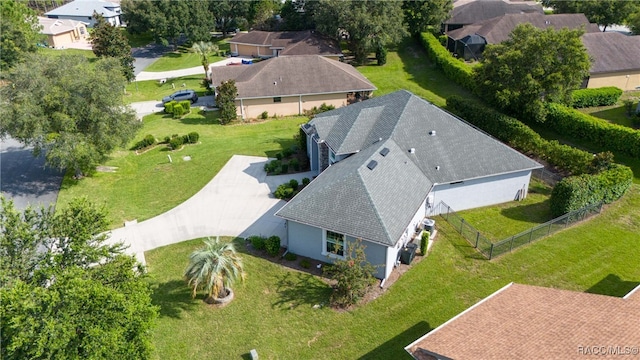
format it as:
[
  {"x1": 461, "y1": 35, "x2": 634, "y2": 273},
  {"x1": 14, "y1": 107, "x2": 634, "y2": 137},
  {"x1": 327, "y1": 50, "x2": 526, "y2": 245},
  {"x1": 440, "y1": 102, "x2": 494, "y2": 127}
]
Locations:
[
  {"x1": 228, "y1": 30, "x2": 343, "y2": 60},
  {"x1": 210, "y1": 56, "x2": 376, "y2": 120},
  {"x1": 38, "y1": 17, "x2": 88, "y2": 48},
  {"x1": 582, "y1": 32, "x2": 640, "y2": 91}
]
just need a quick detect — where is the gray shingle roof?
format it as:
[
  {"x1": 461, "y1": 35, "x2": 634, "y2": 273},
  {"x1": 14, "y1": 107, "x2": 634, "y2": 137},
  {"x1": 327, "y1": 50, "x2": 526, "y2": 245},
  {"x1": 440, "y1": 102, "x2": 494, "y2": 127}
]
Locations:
[
  {"x1": 447, "y1": 13, "x2": 600, "y2": 43},
  {"x1": 277, "y1": 91, "x2": 542, "y2": 246},
  {"x1": 229, "y1": 30, "x2": 343, "y2": 57},
  {"x1": 446, "y1": 0, "x2": 543, "y2": 25},
  {"x1": 582, "y1": 32, "x2": 640, "y2": 73},
  {"x1": 210, "y1": 56, "x2": 376, "y2": 99},
  {"x1": 45, "y1": 0, "x2": 120, "y2": 17}
]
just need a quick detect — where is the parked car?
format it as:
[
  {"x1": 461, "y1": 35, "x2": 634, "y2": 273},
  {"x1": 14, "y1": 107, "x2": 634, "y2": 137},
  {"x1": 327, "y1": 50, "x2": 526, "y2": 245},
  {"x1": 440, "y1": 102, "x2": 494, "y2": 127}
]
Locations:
[{"x1": 162, "y1": 89, "x2": 198, "y2": 104}]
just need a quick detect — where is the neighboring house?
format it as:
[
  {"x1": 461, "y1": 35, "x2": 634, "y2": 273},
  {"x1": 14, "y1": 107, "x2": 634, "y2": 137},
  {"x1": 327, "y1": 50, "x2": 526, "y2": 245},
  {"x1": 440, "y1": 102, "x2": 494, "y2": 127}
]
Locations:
[
  {"x1": 209, "y1": 56, "x2": 376, "y2": 120},
  {"x1": 443, "y1": 0, "x2": 543, "y2": 33},
  {"x1": 582, "y1": 32, "x2": 640, "y2": 90},
  {"x1": 228, "y1": 30, "x2": 343, "y2": 60},
  {"x1": 447, "y1": 13, "x2": 599, "y2": 60},
  {"x1": 44, "y1": 0, "x2": 121, "y2": 27},
  {"x1": 37, "y1": 16, "x2": 88, "y2": 48},
  {"x1": 275, "y1": 91, "x2": 542, "y2": 280},
  {"x1": 405, "y1": 282, "x2": 640, "y2": 359}
]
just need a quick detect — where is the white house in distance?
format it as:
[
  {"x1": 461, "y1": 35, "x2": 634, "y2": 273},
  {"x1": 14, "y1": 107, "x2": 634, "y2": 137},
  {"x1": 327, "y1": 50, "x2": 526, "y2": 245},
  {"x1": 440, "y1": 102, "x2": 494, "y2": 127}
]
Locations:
[
  {"x1": 276, "y1": 90, "x2": 542, "y2": 280},
  {"x1": 44, "y1": 0, "x2": 121, "y2": 27}
]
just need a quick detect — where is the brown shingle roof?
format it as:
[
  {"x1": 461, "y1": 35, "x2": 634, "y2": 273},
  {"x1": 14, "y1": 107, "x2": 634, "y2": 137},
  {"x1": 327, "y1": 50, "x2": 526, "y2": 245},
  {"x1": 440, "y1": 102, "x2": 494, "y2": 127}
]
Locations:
[
  {"x1": 38, "y1": 16, "x2": 84, "y2": 35},
  {"x1": 406, "y1": 283, "x2": 640, "y2": 360},
  {"x1": 582, "y1": 32, "x2": 640, "y2": 73},
  {"x1": 229, "y1": 30, "x2": 343, "y2": 57},
  {"x1": 210, "y1": 56, "x2": 376, "y2": 99},
  {"x1": 448, "y1": 13, "x2": 600, "y2": 43},
  {"x1": 446, "y1": 0, "x2": 543, "y2": 25}
]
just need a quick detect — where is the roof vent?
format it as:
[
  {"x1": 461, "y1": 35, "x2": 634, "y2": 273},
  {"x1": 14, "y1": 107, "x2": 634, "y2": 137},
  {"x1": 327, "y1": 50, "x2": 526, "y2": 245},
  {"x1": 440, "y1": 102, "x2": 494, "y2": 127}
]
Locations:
[
  {"x1": 409, "y1": 148, "x2": 416, "y2": 154},
  {"x1": 379, "y1": 147, "x2": 390, "y2": 157},
  {"x1": 273, "y1": 81, "x2": 277, "y2": 85},
  {"x1": 367, "y1": 160, "x2": 378, "y2": 170},
  {"x1": 435, "y1": 166, "x2": 440, "y2": 170},
  {"x1": 429, "y1": 130, "x2": 436, "y2": 136}
]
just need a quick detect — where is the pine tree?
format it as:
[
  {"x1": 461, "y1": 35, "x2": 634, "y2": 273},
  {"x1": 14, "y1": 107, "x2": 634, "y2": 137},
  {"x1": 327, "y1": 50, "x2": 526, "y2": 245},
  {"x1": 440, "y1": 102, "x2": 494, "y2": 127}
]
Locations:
[{"x1": 90, "y1": 12, "x2": 135, "y2": 81}]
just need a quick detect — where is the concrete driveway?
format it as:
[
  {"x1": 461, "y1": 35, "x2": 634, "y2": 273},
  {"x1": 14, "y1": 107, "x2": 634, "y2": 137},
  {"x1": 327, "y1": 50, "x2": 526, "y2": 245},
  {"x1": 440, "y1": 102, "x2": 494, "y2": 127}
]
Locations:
[
  {"x1": 0, "y1": 137, "x2": 65, "y2": 211},
  {"x1": 108, "y1": 155, "x2": 314, "y2": 264}
]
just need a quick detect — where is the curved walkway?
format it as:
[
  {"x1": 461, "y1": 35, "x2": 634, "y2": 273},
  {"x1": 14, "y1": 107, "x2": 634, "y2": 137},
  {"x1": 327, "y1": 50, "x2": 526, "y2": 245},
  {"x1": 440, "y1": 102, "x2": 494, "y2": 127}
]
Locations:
[
  {"x1": 135, "y1": 57, "x2": 248, "y2": 81},
  {"x1": 107, "y1": 155, "x2": 314, "y2": 265}
]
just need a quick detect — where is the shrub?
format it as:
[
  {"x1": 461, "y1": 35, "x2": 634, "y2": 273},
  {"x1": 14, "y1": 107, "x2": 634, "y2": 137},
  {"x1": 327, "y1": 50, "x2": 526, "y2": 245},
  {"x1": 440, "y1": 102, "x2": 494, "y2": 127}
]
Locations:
[
  {"x1": 260, "y1": 111, "x2": 268, "y2": 120},
  {"x1": 187, "y1": 132, "x2": 199, "y2": 144},
  {"x1": 302, "y1": 177, "x2": 310, "y2": 186},
  {"x1": 164, "y1": 100, "x2": 176, "y2": 114},
  {"x1": 281, "y1": 163, "x2": 289, "y2": 173},
  {"x1": 283, "y1": 252, "x2": 297, "y2": 261},
  {"x1": 545, "y1": 103, "x2": 640, "y2": 158},
  {"x1": 550, "y1": 164, "x2": 633, "y2": 217},
  {"x1": 179, "y1": 100, "x2": 192, "y2": 114},
  {"x1": 447, "y1": 96, "x2": 593, "y2": 175},
  {"x1": 132, "y1": 134, "x2": 156, "y2": 150},
  {"x1": 289, "y1": 179, "x2": 298, "y2": 189},
  {"x1": 273, "y1": 183, "x2": 295, "y2": 199},
  {"x1": 571, "y1": 87, "x2": 623, "y2": 108},
  {"x1": 265, "y1": 236, "x2": 281, "y2": 256},
  {"x1": 276, "y1": 152, "x2": 283, "y2": 160},
  {"x1": 300, "y1": 259, "x2": 311, "y2": 269},
  {"x1": 163, "y1": 136, "x2": 170, "y2": 143},
  {"x1": 298, "y1": 128, "x2": 307, "y2": 151},
  {"x1": 420, "y1": 231, "x2": 430, "y2": 255},
  {"x1": 248, "y1": 235, "x2": 266, "y2": 251},
  {"x1": 169, "y1": 136, "x2": 183, "y2": 150},
  {"x1": 323, "y1": 239, "x2": 377, "y2": 308},
  {"x1": 290, "y1": 158, "x2": 300, "y2": 171},
  {"x1": 419, "y1": 32, "x2": 475, "y2": 92},
  {"x1": 282, "y1": 148, "x2": 293, "y2": 157},
  {"x1": 172, "y1": 103, "x2": 185, "y2": 118},
  {"x1": 375, "y1": 44, "x2": 387, "y2": 66},
  {"x1": 264, "y1": 160, "x2": 281, "y2": 174}
]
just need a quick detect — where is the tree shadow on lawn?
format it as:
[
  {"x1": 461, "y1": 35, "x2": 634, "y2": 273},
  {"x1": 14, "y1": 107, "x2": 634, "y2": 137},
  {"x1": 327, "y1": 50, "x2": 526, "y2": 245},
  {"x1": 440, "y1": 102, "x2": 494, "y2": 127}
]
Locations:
[
  {"x1": 272, "y1": 271, "x2": 332, "y2": 310},
  {"x1": 178, "y1": 113, "x2": 219, "y2": 125},
  {"x1": 150, "y1": 279, "x2": 199, "y2": 319},
  {"x1": 499, "y1": 199, "x2": 552, "y2": 225},
  {"x1": 358, "y1": 321, "x2": 432, "y2": 360},
  {"x1": 586, "y1": 274, "x2": 640, "y2": 298}
]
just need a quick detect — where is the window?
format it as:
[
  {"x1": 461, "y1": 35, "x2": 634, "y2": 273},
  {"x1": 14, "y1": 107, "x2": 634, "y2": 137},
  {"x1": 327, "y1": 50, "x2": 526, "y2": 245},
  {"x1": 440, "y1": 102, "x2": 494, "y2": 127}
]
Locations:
[
  {"x1": 324, "y1": 230, "x2": 345, "y2": 257},
  {"x1": 273, "y1": 97, "x2": 281, "y2": 103}
]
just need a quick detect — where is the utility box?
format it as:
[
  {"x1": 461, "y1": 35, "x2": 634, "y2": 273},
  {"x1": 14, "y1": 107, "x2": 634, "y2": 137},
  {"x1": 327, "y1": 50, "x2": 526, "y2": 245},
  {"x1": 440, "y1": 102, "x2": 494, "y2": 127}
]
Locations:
[
  {"x1": 422, "y1": 218, "x2": 435, "y2": 233},
  {"x1": 400, "y1": 243, "x2": 418, "y2": 265}
]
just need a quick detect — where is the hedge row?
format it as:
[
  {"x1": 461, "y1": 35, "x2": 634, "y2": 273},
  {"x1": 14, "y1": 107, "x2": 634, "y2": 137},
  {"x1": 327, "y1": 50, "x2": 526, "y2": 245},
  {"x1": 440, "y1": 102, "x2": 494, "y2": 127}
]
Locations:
[
  {"x1": 447, "y1": 96, "x2": 593, "y2": 175},
  {"x1": 131, "y1": 134, "x2": 156, "y2": 151},
  {"x1": 545, "y1": 103, "x2": 640, "y2": 158},
  {"x1": 550, "y1": 164, "x2": 633, "y2": 217},
  {"x1": 164, "y1": 100, "x2": 192, "y2": 118},
  {"x1": 571, "y1": 87, "x2": 623, "y2": 108},
  {"x1": 419, "y1": 32, "x2": 475, "y2": 91}
]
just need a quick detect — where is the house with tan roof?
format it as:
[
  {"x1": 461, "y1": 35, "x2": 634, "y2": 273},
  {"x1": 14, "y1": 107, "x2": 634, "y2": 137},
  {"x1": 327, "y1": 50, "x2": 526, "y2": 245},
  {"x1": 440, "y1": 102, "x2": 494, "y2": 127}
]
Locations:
[
  {"x1": 405, "y1": 282, "x2": 640, "y2": 359},
  {"x1": 443, "y1": 0, "x2": 543, "y2": 32},
  {"x1": 275, "y1": 91, "x2": 542, "y2": 280},
  {"x1": 209, "y1": 56, "x2": 375, "y2": 120},
  {"x1": 37, "y1": 16, "x2": 88, "y2": 48},
  {"x1": 228, "y1": 30, "x2": 343, "y2": 60},
  {"x1": 582, "y1": 32, "x2": 640, "y2": 91},
  {"x1": 446, "y1": 13, "x2": 599, "y2": 60}
]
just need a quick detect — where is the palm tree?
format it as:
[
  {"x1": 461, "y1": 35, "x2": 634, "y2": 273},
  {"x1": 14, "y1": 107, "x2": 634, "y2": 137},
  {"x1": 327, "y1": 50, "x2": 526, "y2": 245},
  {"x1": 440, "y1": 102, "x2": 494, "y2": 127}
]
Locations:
[
  {"x1": 191, "y1": 41, "x2": 219, "y2": 75},
  {"x1": 184, "y1": 237, "x2": 245, "y2": 303}
]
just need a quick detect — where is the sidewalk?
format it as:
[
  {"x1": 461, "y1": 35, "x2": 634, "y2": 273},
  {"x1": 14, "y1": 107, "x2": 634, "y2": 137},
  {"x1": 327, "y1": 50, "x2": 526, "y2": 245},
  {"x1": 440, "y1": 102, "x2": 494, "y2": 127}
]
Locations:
[{"x1": 135, "y1": 57, "x2": 248, "y2": 81}]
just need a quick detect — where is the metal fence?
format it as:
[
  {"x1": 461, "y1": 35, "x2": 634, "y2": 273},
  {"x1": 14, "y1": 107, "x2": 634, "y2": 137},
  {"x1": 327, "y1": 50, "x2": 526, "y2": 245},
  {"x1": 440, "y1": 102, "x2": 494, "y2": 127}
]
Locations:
[
  {"x1": 435, "y1": 201, "x2": 603, "y2": 259},
  {"x1": 532, "y1": 168, "x2": 563, "y2": 186}
]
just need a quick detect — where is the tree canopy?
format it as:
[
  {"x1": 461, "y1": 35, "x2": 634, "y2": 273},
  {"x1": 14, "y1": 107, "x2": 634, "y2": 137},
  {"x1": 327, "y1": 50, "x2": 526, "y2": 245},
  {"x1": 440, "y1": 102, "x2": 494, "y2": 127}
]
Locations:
[
  {"x1": 543, "y1": 0, "x2": 640, "y2": 31},
  {"x1": 0, "y1": 0, "x2": 41, "y2": 69},
  {"x1": 475, "y1": 23, "x2": 591, "y2": 122},
  {"x1": 403, "y1": 0, "x2": 453, "y2": 36},
  {"x1": 216, "y1": 79, "x2": 238, "y2": 124},
  {"x1": 0, "y1": 54, "x2": 140, "y2": 176},
  {"x1": 314, "y1": 0, "x2": 407, "y2": 64},
  {"x1": 0, "y1": 197, "x2": 158, "y2": 359},
  {"x1": 90, "y1": 13, "x2": 135, "y2": 81}
]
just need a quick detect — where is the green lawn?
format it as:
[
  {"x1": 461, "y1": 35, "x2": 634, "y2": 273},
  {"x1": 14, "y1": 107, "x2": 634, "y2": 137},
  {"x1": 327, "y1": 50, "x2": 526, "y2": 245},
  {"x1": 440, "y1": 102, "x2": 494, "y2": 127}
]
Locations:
[
  {"x1": 124, "y1": 30, "x2": 155, "y2": 48},
  {"x1": 125, "y1": 75, "x2": 208, "y2": 104},
  {"x1": 37, "y1": 47, "x2": 96, "y2": 59},
  {"x1": 576, "y1": 91, "x2": 640, "y2": 128},
  {"x1": 146, "y1": 185, "x2": 640, "y2": 359},
  {"x1": 56, "y1": 112, "x2": 306, "y2": 228},
  {"x1": 143, "y1": 40, "x2": 230, "y2": 72}
]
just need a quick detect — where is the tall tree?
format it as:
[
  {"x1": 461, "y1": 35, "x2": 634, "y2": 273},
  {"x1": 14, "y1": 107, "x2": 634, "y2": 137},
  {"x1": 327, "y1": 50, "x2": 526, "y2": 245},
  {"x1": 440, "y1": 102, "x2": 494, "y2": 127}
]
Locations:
[
  {"x1": 629, "y1": 10, "x2": 640, "y2": 35},
  {"x1": 248, "y1": 0, "x2": 281, "y2": 30},
  {"x1": 315, "y1": 0, "x2": 407, "y2": 64},
  {"x1": 0, "y1": 54, "x2": 140, "y2": 176},
  {"x1": 216, "y1": 79, "x2": 238, "y2": 124},
  {"x1": 403, "y1": 0, "x2": 453, "y2": 36},
  {"x1": 185, "y1": 0, "x2": 217, "y2": 42},
  {"x1": 279, "y1": 0, "x2": 318, "y2": 31},
  {"x1": 544, "y1": 0, "x2": 639, "y2": 31},
  {"x1": 0, "y1": 0, "x2": 41, "y2": 69},
  {"x1": 475, "y1": 24, "x2": 590, "y2": 123},
  {"x1": 191, "y1": 41, "x2": 219, "y2": 74},
  {"x1": 209, "y1": 0, "x2": 251, "y2": 35},
  {"x1": 0, "y1": 198, "x2": 158, "y2": 360},
  {"x1": 90, "y1": 12, "x2": 135, "y2": 81}
]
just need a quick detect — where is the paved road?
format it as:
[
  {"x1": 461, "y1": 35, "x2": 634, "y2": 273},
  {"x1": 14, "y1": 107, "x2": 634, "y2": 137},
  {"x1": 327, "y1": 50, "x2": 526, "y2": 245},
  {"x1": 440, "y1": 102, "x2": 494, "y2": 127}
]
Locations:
[
  {"x1": 132, "y1": 42, "x2": 174, "y2": 75},
  {"x1": 135, "y1": 57, "x2": 245, "y2": 81},
  {"x1": 108, "y1": 155, "x2": 314, "y2": 264},
  {"x1": 0, "y1": 137, "x2": 65, "y2": 211}
]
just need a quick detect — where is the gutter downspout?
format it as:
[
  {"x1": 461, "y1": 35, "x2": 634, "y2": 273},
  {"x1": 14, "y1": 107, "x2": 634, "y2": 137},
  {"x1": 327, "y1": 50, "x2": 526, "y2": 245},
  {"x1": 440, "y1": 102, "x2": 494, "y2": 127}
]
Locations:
[
  {"x1": 299, "y1": 95, "x2": 302, "y2": 115},
  {"x1": 240, "y1": 98, "x2": 245, "y2": 120}
]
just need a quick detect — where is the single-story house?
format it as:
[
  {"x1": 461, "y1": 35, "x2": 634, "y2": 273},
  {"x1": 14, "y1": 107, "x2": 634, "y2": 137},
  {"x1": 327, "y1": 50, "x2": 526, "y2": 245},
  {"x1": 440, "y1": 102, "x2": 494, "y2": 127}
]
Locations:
[
  {"x1": 582, "y1": 32, "x2": 640, "y2": 91},
  {"x1": 446, "y1": 13, "x2": 599, "y2": 60},
  {"x1": 275, "y1": 90, "x2": 542, "y2": 280},
  {"x1": 443, "y1": 0, "x2": 543, "y2": 33},
  {"x1": 405, "y1": 282, "x2": 640, "y2": 359},
  {"x1": 209, "y1": 55, "x2": 376, "y2": 120},
  {"x1": 37, "y1": 16, "x2": 88, "y2": 48},
  {"x1": 44, "y1": 0, "x2": 121, "y2": 27},
  {"x1": 228, "y1": 30, "x2": 343, "y2": 60}
]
